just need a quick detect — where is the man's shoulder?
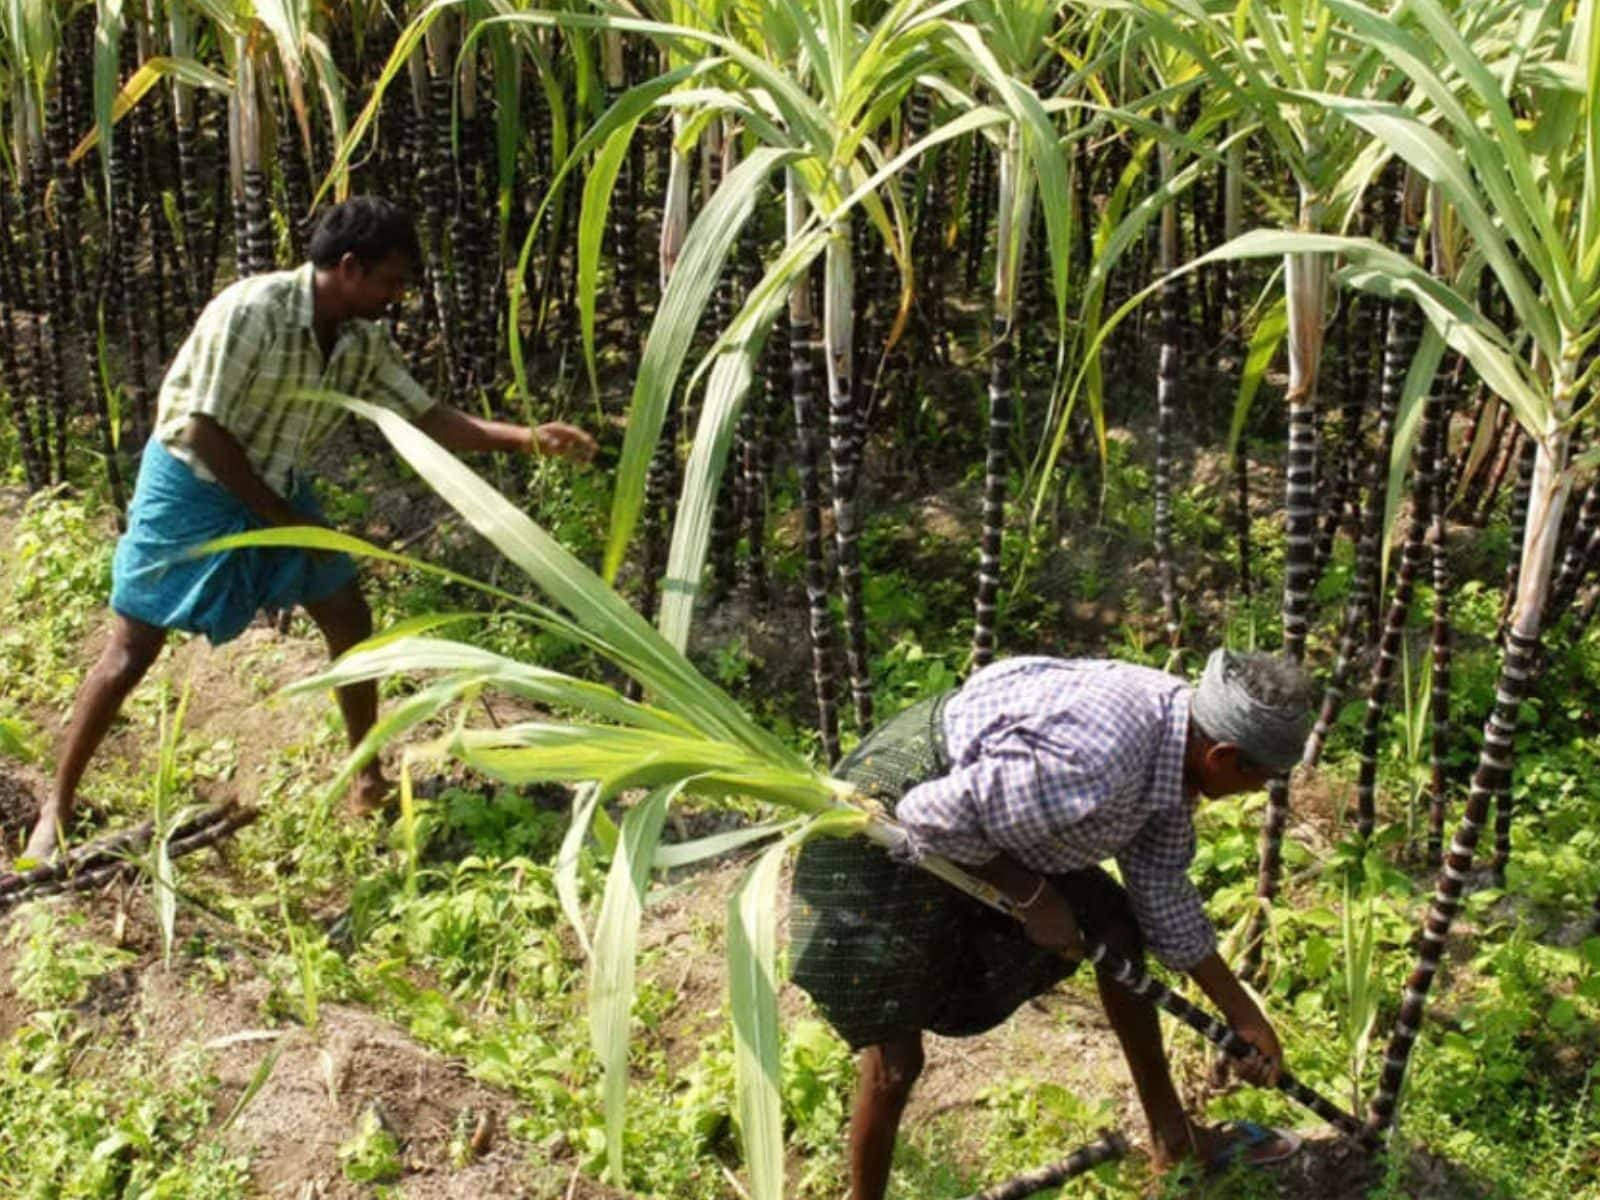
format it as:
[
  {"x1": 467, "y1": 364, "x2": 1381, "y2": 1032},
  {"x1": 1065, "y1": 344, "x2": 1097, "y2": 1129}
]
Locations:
[{"x1": 198, "y1": 268, "x2": 302, "y2": 330}]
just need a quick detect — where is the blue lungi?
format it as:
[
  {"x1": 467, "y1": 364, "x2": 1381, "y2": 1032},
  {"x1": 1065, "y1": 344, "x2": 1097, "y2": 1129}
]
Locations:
[{"x1": 110, "y1": 438, "x2": 357, "y2": 645}]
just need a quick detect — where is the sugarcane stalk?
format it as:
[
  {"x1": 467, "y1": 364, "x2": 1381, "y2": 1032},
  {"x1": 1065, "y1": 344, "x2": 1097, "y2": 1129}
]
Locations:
[
  {"x1": 824, "y1": 206, "x2": 873, "y2": 733},
  {"x1": 1154, "y1": 119, "x2": 1181, "y2": 649},
  {"x1": 956, "y1": 1129, "x2": 1129, "y2": 1200},
  {"x1": 788, "y1": 176, "x2": 841, "y2": 763}
]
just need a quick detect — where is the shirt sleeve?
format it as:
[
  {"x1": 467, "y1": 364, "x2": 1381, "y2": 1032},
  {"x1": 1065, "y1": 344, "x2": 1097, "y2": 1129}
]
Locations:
[
  {"x1": 365, "y1": 326, "x2": 436, "y2": 419},
  {"x1": 187, "y1": 296, "x2": 274, "y2": 427},
  {"x1": 896, "y1": 713, "x2": 1148, "y2": 871},
  {"x1": 1116, "y1": 804, "x2": 1216, "y2": 971}
]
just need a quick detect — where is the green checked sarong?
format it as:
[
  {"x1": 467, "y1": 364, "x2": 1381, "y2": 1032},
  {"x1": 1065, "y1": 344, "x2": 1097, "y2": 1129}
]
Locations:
[{"x1": 789, "y1": 693, "x2": 1134, "y2": 1051}]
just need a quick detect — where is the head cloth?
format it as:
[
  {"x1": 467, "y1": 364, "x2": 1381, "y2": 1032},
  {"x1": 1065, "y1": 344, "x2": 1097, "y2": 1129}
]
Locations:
[{"x1": 1190, "y1": 648, "x2": 1310, "y2": 771}]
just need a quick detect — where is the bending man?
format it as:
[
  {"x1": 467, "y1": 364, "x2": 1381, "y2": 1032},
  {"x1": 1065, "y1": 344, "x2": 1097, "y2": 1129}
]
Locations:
[{"x1": 790, "y1": 650, "x2": 1313, "y2": 1196}]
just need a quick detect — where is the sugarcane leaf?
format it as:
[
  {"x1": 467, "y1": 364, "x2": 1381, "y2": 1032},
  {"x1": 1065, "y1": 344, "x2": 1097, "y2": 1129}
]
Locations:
[
  {"x1": 309, "y1": 674, "x2": 473, "y2": 827},
  {"x1": 1296, "y1": 86, "x2": 1562, "y2": 363},
  {"x1": 1145, "y1": 230, "x2": 1550, "y2": 437},
  {"x1": 591, "y1": 781, "x2": 680, "y2": 1182},
  {"x1": 557, "y1": 783, "x2": 604, "y2": 958},
  {"x1": 653, "y1": 818, "x2": 797, "y2": 870},
  {"x1": 451, "y1": 723, "x2": 839, "y2": 811},
  {"x1": 579, "y1": 121, "x2": 641, "y2": 404},
  {"x1": 727, "y1": 834, "x2": 790, "y2": 1200},
  {"x1": 91, "y1": 0, "x2": 123, "y2": 207},
  {"x1": 283, "y1": 394, "x2": 800, "y2": 765},
  {"x1": 1379, "y1": 322, "x2": 1446, "y2": 589},
  {"x1": 1228, "y1": 296, "x2": 1287, "y2": 457},
  {"x1": 658, "y1": 243, "x2": 811, "y2": 650},
  {"x1": 288, "y1": 635, "x2": 695, "y2": 736},
  {"x1": 605, "y1": 145, "x2": 802, "y2": 587},
  {"x1": 69, "y1": 57, "x2": 233, "y2": 164}
]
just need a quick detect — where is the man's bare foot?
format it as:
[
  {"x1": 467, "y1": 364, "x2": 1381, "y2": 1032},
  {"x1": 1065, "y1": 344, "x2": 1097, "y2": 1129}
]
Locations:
[
  {"x1": 345, "y1": 771, "x2": 394, "y2": 819},
  {"x1": 19, "y1": 812, "x2": 61, "y2": 865}
]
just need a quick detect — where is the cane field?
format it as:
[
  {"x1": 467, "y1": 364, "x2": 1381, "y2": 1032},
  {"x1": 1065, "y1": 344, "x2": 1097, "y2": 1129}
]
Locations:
[{"x1": 3, "y1": 2, "x2": 1600, "y2": 1198}]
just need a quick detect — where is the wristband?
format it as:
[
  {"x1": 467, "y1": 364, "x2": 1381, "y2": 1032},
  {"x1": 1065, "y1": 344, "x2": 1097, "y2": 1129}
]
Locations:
[{"x1": 1015, "y1": 876, "x2": 1048, "y2": 912}]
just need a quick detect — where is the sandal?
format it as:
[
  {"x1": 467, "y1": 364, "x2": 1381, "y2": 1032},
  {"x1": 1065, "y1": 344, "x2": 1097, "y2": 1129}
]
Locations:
[{"x1": 1206, "y1": 1120, "x2": 1302, "y2": 1172}]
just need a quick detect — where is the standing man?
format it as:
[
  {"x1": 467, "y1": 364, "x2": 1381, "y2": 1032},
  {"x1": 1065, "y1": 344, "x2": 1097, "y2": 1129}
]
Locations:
[
  {"x1": 21, "y1": 197, "x2": 595, "y2": 862},
  {"x1": 790, "y1": 650, "x2": 1314, "y2": 1195}
]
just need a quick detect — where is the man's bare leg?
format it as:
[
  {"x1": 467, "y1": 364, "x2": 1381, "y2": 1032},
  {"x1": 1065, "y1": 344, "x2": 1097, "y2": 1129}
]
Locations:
[
  {"x1": 23, "y1": 614, "x2": 169, "y2": 861},
  {"x1": 848, "y1": 1031, "x2": 924, "y2": 1200},
  {"x1": 303, "y1": 579, "x2": 387, "y2": 814},
  {"x1": 1092, "y1": 926, "x2": 1291, "y2": 1171}
]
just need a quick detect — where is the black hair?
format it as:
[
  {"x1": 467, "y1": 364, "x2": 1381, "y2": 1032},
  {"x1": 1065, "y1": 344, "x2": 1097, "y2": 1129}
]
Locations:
[{"x1": 307, "y1": 197, "x2": 421, "y2": 270}]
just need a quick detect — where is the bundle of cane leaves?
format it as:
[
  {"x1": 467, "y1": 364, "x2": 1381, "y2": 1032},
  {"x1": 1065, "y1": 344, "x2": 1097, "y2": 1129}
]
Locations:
[{"x1": 202, "y1": 396, "x2": 879, "y2": 1200}]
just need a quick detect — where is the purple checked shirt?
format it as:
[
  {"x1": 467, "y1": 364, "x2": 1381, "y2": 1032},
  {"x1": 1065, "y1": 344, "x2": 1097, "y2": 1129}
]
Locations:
[{"x1": 896, "y1": 657, "x2": 1216, "y2": 971}]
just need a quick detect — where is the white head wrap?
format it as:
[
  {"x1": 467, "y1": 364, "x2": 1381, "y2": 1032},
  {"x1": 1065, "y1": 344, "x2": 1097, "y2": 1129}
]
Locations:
[{"x1": 1190, "y1": 648, "x2": 1311, "y2": 771}]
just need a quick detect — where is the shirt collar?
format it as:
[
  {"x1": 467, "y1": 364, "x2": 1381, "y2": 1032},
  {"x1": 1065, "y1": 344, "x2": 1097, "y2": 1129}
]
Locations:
[{"x1": 289, "y1": 262, "x2": 316, "y2": 331}]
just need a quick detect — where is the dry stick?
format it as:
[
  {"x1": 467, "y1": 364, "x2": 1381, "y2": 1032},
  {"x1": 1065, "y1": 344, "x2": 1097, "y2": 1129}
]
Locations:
[
  {"x1": 858, "y1": 824, "x2": 1374, "y2": 1145},
  {"x1": 0, "y1": 804, "x2": 237, "y2": 896},
  {"x1": 956, "y1": 1129, "x2": 1129, "y2": 1200},
  {"x1": 0, "y1": 807, "x2": 258, "y2": 912},
  {"x1": 0, "y1": 805, "x2": 256, "y2": 911}
]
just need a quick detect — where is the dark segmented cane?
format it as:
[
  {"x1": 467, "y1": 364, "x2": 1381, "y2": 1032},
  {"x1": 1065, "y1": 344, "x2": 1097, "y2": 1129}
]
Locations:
[
  {"x1": 1367, "y1": 626, "x2": 1543, "y2": 1134},
  {"x1": 957, "y1": 1128, "x2": 1128, "y2": 1200}
]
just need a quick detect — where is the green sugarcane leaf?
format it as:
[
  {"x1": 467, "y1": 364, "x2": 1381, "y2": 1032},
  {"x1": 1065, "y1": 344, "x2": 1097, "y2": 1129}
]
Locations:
[
  {"x1": 288, "y1": 636, "x2": 695, "y2": 736},
  {"x1": 579, "y1": 120, "x2": 646, "y2": 404},
  {"x1": 309, "y1": 674, "x2": 474, "y2": 826},
  {"x1": 659, "y1": 253, "x2": 804, "y2": 650},
  {"x1": 1118, "y1": 230, "x2": 1549, "y2": 439},
  {"x1": 70, "y1": 56, "x2": 233, "y2": 164},
  {"x1": 1297, "y1": 86, "x2": 1562, "y2": 364},
  {"x1": 591, "y1": 781, "x2": 680, "y2": 1182},
  {"x1": 653, "y1": 818, "x2": 797, "y2": 870},
  {"x1": 1229, "y1": 296, "x2": 1288, "y2": 456},
  {"x1": 557, "y1": 783, "x2": 604, "y2": 958},
  {"x1": 282, "y1": 394, "x2": 800, "y2": 765},
  {"x1": 91, "y1": 0, "x2": 123, "y2": 207},
  {"x1": 1379, "y1": 322, "x2": 1446, "y2": 590},
  {"x1": 313, "y1": 1, "x2": 452, "y2": 207},
  {"x1": 451, "y1": 723, "x2": 838, "y2": 811},
  {"x1": 728, "y1": 835, "x2": 790, "y2": 1200},
  {"x1": 605, "y1": 145, "x2": 802, "y2": 587}
]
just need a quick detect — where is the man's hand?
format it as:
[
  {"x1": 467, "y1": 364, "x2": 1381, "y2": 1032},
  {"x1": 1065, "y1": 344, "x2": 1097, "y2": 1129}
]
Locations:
[
  {"x1": 1228, "y1": 1006, "x2": 1283, "y2": 1087},
  {"x1": 531, "y1": 421, "x2": 597, "y2": 464},
  {"x1": 1188, "y1": 949, "x2": 1284, "y2": 1088},
  {"x1": 1020, "y1": 886, "x2": 1087, "y2": 959}
]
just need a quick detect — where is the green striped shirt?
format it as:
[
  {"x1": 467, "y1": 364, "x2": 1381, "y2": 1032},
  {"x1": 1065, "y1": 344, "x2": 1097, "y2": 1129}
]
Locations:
[{"x1": 154, "y1": 263, "x2": 435, "y2": 493}]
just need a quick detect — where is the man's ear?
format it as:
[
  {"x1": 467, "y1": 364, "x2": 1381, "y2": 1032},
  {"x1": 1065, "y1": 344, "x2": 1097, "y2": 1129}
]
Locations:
[{"x1": 1207, "y1": 741, "x2": 1246, "y2": 772}]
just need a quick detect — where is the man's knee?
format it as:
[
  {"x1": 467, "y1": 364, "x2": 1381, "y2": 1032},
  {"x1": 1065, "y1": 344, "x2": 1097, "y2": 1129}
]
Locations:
[
  {"x1": 862, "y1": 1035, "x2": 924, "y2": 1105},
  {"x1": 102, "y1": 620, "x2": 165, "y2": 688},
  {"x1": 308, "y1": 582, "x2": 371, "y2": 647}
]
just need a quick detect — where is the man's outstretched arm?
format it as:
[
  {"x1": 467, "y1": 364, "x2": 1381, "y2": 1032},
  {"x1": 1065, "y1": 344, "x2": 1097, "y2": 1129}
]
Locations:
[{"x1": 414, "y1": 405, "x2": 596, "y2": 462}]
